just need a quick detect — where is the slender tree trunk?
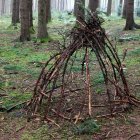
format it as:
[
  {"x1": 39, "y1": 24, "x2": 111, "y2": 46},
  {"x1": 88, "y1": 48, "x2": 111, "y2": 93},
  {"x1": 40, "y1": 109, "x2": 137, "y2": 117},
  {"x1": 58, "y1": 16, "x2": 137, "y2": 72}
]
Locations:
[
  {"x1": 107, "y1": 0, "x2": 112, "y2": 16},
  {"x1": 136, "y1": 0, "x2": 140, "y2": 17},
  {"x1": 118, "y1": 0, "x2": 123, "y2": 16},
  {"x1": 1, "y1": 0, "x2": 5, "y2": 15},
  {"x1": 46, "y1": 0, "x2": 51, "y2": 23},
  {"x1": 122, "y1": 0, "x2": 127, "y2": 18},
  {"x1": 38, "y1": 0, "x2": 48, "y2": 38},
  {"x1": 124, "y1": 0, "x2": 134, "y2": 30},
  {"x1": 12, "y1": 0, "x2": 20, "y2": 26},
  {"x1": 28, "y1": 0, "x2": 33, "y2": 27},
  {"x1": 20, "y1": 0, "x2": 30, "y2": 41},
  {"x1": 88, "y1": 0, "x2": 99, "y2": 12},
  {"x1": 74, "y1": 0, "x2": 77, "y2": 17}
]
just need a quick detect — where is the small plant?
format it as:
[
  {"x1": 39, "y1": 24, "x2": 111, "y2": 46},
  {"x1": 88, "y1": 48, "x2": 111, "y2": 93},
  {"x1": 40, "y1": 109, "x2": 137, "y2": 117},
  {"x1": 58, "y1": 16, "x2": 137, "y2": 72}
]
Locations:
[
  {"x1": 21, "y1": 125, "x2": 49, "y2": 140},
  {"x1": 73, "y1": 119, "x2": 100, "y2": 135},
  {"x1": 93, "y1": 73, "x2": 104, "y2": 85},
  {"x1": 95, "y1": 88, "x2": 103, "y2": 94},
  {"x1": 29, "y1": 26, "x2": 35, "y2": 34}
]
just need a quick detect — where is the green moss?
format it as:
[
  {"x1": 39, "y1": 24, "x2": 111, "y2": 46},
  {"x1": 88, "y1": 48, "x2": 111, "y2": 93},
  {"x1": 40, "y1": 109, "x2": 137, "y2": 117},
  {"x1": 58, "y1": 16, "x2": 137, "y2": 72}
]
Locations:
[
  {"x1": 126, "y1": 56, "x2": 140, "y2": 66},
  {"x1": 3, "y1": 65, "x2": 22, "y2": 71},
  {"x1": 93, "y1": 72, "x2": 104, "y2": 85},
  {"x1": 21, "y1": 133, "x2": 34, "y2": 140},
  {"x1": 21, "y1": 125, "x2": 49, "y2": 140},
  {"x1": 73, "y1": 119, "x2": 100, "y2": 135},
  {"x1": 128, "y1": 48, "x2": 140, "y2": 56},
  {"x1": 95, "y1": 88, "x2": 103, "y2": 94},
  {"x1": 28, "y1": 53, "x2": 50, "y2": 62},
  {"x1": 0, "y1": 92, "x2": 32, "y2": 110},
  {"x1": 29, "y1": 26, "x2": 36, "y2": 34},
  {"x1": 71, "y1": 66, "x2": 82, "y2": 72},
  {"x1": 38, "y1": 36, "x2": 53, "y2": 43},
  {"x1": 126, "y1": 48, "x2": 140, "y2": 67}
]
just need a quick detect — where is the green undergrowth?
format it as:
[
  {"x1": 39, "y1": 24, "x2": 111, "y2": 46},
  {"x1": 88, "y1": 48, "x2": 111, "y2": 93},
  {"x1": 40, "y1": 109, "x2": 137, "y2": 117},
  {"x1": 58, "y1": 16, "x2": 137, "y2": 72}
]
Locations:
[
  {"x1": 20, "y1": 119, "x2": 100, "y2": 140},
  {"x1": 33, "y1": 36, "x2": 53, "y2": 43},
  {"x1": 93, "y1": 72, "x2": 104, "y2": 85},
  {"x1": 21, "y1": 125, "x2": 50, "y2": 140},
  {"x1": 126, "y1": 48, "x2": 140, "y2": 67},
  {"x1": 128, "y1": 47, "x2": 140, "y2": 56},
  {"x1": 29, "y1": 26, "x2": 36, "y2": 34},
  {"x1": 73, "y1": 119, "x2": 100, "y2": 135},
  {"x1": 0, "y1": 43, "x2": 52, "y2": 77},
  {"x1": 0, "y1": 92, "x2": 32, "y2": 111}
]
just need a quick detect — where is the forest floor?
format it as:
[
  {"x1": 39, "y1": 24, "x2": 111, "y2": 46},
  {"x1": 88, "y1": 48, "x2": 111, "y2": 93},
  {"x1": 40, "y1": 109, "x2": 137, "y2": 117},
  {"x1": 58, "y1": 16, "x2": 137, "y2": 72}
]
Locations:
[{"x1": 0, "y1": 14, "x2": 140, "y2": 140}]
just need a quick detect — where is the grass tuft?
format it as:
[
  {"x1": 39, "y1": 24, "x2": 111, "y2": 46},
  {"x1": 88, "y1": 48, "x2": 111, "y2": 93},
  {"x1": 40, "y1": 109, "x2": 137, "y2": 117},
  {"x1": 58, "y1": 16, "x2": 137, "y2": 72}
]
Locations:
[{"x1": 73, "y1": 119, "x2": 100, "y2": 135}]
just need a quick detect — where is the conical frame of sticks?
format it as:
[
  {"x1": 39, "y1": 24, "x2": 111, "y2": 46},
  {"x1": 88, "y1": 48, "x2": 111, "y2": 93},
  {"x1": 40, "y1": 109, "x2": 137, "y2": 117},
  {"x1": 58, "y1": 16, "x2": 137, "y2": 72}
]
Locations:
[{"x1": 27, "y1": 12, "x2": 139, "y2": 122}]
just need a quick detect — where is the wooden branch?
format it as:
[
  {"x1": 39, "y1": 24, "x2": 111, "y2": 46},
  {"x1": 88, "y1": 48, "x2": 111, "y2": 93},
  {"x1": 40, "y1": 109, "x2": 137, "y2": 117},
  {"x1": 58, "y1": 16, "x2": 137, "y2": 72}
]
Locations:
[
  {"x1": 85, "y1": 47, "x2": 92, "y2": 116},
  {"x1": 51, "y1": 109, "x2": 70, "y2": 120},
  {"x1": 45, "y1": 117, "x2": 60, "y2": 128}
]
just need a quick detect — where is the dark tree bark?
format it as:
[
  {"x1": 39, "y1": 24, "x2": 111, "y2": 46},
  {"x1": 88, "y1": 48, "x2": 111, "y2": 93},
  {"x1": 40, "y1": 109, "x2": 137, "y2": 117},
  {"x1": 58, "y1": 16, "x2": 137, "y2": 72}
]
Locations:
[
  {"x1": 74, "y1": 0, "x2": 85, "y2": 24},
  {"x1": 28, "y1": 0, "x2": 33, "y2": 27},
  {"x1": 107, "y1": 0, "x2": 112, "y2": 16},
  {"x1": 20, "y1": 0, "x2": 30, "y2": 41},
  {"x1": 124, "y1": 0, "x2": 134, "y2": 30},
  {"x1": 73, "y1": 0, "x2": 78, "y2": 17},
  {"x1": 124, "y1": 0, "x2": 140, "y2": 30},
  {"x1": 46, "y1": 0, "x2": 51, "y2": 23},
  {"x1": 88, "y1": 0, "x2": 99, "y2": 12},
  {"x1": 12, "y1": 0, "x2": 20, "y2": 26},
  {"x1": 122, "y1": 0, "x2": 127, "y2": 19},
  {"x1": 74, "y1": 0, "x2": 78, "y2": 17},
  {"x1": 38, "y1": 0, "x2": 48, "y2": 38}
]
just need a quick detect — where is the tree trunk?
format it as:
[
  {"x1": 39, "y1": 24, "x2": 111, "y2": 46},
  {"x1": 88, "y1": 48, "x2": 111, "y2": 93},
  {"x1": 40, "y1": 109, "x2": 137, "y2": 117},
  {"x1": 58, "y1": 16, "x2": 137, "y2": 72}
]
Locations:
[
  {"x1": 107, "y1": 0, "x2": 112, "y2": 16},
  {"x1": 88, "y1": 0, "x2": 99, "y2": 12},
  {"x1": 118, "y1": 0, "x2": 123, "y2": 16},
  {"x1": 10, "y1": 0, "x2": 13, "y2": 14},
  {"x1": 74, "y1": 0, "x2": 85, "y2": 24},
  {"x1": 136, "y1": 0, "x2": 140, "y2": 17},
  {"x1": 124, "y1": 0, "x2": 134, "y2": 30},
  {"x1": 46, "y1": 0, "x2": 51, "y2": 23},
  {"x1": 122, "y1": 0, "x2": 127, "y2": 18},
  {"x1": 74, "y1": 0, "x2": 78, "y2": 17},
  {"x1": 12, "y1": 0, "x2": 20, "y2": 26},
  {"x1": 20, "y1": 0, "x2": 30, "y2": 41},
  {"x1": 38, "y1": 0, "x2": 48, "y2": 38},
  {"x1": 1, "y1": 0, "x2": 5, "y2": 15},
  {"x1": 28, "y1": 0, "x2": 33, "y2": 27}
]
